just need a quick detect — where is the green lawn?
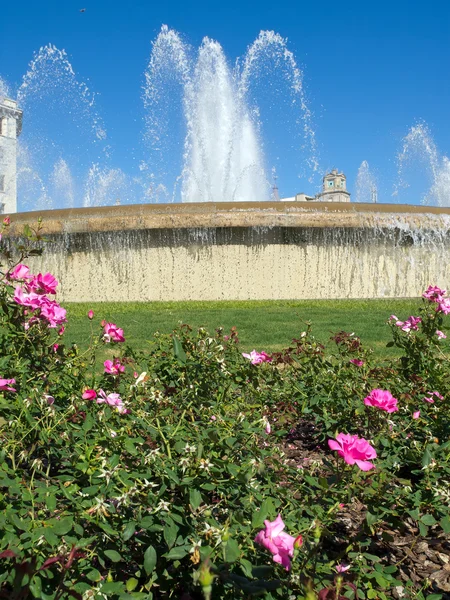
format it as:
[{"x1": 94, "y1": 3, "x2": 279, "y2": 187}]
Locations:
[{"x1": 64, "y1": 298, "x2": 426, "y2": 358}]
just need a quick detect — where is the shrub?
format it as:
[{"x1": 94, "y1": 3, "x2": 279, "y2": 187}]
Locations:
[{"x1": 0, "y1": 220, "x2": 449, "y2": 600}]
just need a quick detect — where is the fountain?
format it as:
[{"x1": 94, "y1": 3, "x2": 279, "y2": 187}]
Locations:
[
  {"x1": 2, "y1": 29, "x2": 450, "y2": 303},
  {"x1": 1, "y1": 27, "x2": 318, "y2": 211},
  {"x1": 395, "y1": 123, "x2": 450, "y2": 206},
  {"x1": 355, "y1": 161, "x2": 378, "y2": 203},
  {"x1": 142, "y1": 27, "x2": 318, "y2": 203}
]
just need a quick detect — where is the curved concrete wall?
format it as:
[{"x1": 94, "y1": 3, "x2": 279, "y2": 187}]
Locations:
[{"x1": 8, "y1": 202, "x2": 450, "y2": 301}]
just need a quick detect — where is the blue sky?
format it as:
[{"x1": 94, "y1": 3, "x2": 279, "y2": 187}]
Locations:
[{"x1": 1, "y1": 0, "x2": 450, "y2": 206}]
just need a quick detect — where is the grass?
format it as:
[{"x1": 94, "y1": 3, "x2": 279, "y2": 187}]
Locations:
[{"x1": 63, "y1": 298, "x2": 424, "y2": 358}]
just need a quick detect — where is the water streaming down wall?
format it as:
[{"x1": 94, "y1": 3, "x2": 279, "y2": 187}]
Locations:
[{"x1": 9, "y1": 202, "x2": 450, "y2": 302}]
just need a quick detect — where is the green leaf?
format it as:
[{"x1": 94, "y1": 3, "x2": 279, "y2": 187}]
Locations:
[
  {"x1": 224, "y1": 538, "x2": 240, "y2": 563},
  {"x1": 163, "y1": 519, "x2": 178, "y2": 549},
  {"x1": 440, "y1": 515, "x2": 450, "y2": 533},
  {"x1": 144, "y1": 545, "x2": 157, "y2": 575},
  {"x1": 46, "y1": 494, "x2": 56, "y2": 512},
  {"x1": 164, "y1": 468, "x2": 180, "y2": 485},
  {"x1": 43, "y1": 528, "x2": 59, "y2": 547},
  {"x1": 123, "y1": 522, "x2": 136, "y2": 541},
  {"x1": 29, "y1": 575, "x2": 42, "y2": 597},
  {"x1": 104, "y1": 549, "x2": 122, "y2": 563},
  {"x1": 189, "y1": 489, "x2": 202, "y2": 510},
  {"x1": 165, "y1": 546, "x2": 189, "y2": 560},
  {"x1": 126, "y1": 578, "x2": 138, "y2": 592},
  {"x1": 251, "y1": 497, "x2": 274, "y2": 529},
  {"x1": 408, "y1": 508, "x2": 420, "y2": 520},
  {"x1": 366, "y1": 511, "x2": 378, "y2": 527},
  {"x1": 86, "y1": 569, "x2": 102, "y2": 582},
  {"x1": 383, "y1": 565, "x2": 397, "y2": 574},
  {"x1": 50, "y1": 517, "x2": 73, "y2": 536},
  {"x1": 99, "y1": 522, "x2": 118, "y2": 536},
  {"x1": 173, "y1": 336, "x2": 187, "y2": 364},
  {"x1": 240, "y1": 558, "x2": 253, "y2": 579},
  {"x1": 98, "y1": 581, "x2": 125, "y2": 594},
  {"x1": 421, "y1": 514, "x2": 437, "y2": 526},
  {"x1": 124, "y1": 439, "x2": 138, "y2": 456},
  {"x1": 422, "y1": 447, "x2": 433, "y2": 468}
]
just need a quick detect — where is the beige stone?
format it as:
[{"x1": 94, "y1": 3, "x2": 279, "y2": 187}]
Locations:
[{"x1": 7, "y1": 201, "x2": 450, "y2": 302}]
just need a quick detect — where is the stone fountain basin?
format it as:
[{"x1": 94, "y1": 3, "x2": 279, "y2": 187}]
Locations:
[{"x1": 7, "y1": 201, "x2": 450, "y2": 302}]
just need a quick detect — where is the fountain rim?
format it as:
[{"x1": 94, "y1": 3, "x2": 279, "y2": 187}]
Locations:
[{"x1": 8, "y1": 201, "x2": 450, "y2": 236}]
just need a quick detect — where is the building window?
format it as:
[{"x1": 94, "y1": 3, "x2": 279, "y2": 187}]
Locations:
[
  {"x1": 0, "y1": 175, "x2": 4, "y2": 192},
  {"x1": 0, "y1": 118, "x2": 6, "y2": 136},
  {"x1": 328, "y1": 180, "x2": 333, "y2": 187}
]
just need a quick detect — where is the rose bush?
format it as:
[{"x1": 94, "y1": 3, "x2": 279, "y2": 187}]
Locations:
[{"x1": 0, "y1": 220, "x2": 449, "y2": 600}]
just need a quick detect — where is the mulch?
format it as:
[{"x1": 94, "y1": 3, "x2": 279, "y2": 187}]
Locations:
[{"x1": 280, "y1": 419, "x2": 450, "y2": 598}]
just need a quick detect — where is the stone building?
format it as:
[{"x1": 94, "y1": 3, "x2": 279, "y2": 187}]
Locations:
[
  {"x1": 281, "y1": 169, "x2": 351, "y2": 203},
  {"x1": 316, "y1": 169, "x2": 351, "y2": 203},
  {"x1": 0, "y1": 98, "x2": 22, "y2": 214}
]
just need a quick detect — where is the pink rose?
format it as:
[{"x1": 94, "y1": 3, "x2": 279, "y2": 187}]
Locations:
[
  {"x1": 336, "y1": 563, "x2": 351, "y2": 573},
  {"x1": 103, "y1": 323, "x2": 125, "y2": 343},
  {"x1": 328, "y1": 433, "x2": 377, "y2": 471},
  {"x1": 0, "y1": 378, "x2": 16, "y2": 392},
  {"x1": 242, "y1": 350, "x2": 272, "y2": 365},
  {"x1": 9, "y1": 264, "x2": 31, "y2": 280},
  {"x1": 97, "y1": 389, "x2": 129, "y2": 414},
  {"x1": 423, "y1": 391, "x2": 443, "y2": 403},
  {"x1": 423, "y1": 285, "x2": 446, "y2": 302},
  {"x1": 39, "y1": 298, "x2": 67, "y2": 328},
  {"x1": 436, "y1": 330, "x2": 447, "y2": 339},
  {"x1": 254, "y1": 514, "x2": 296, "y2": 571},
  {"x1": 88, "y1": 309, "x2": 94, "y2": 320},
  {"x1": 364, "y1": 389, "x2": 398, "y2": 413},
  {"x1": 349, "y1": 359, "x2": 364, "y2": 366},
  {"x1": 82, "y1": 389, "x2": 97, "y2": 400},
  {"x1": 398, "y1": 316, "x2": 421, "y2": 333},
  {"x1": 3, "y1": 217, "x2": 10, "y2": 226},
  {"x1": 13, "y1": 286, "x2": 41, "y2": 310},
  {"x1": 413, "y1": 411, "x2": 420, "y2": 419},
  {"x1": 437, "y1": 299, "x2": 450, "y2": 315},
  {"x1": 28, "y1": 272, "x2": 58, "y2": 295},
  {"x1": 104, "y1": 359, "x2": 125, "y2": 375}
]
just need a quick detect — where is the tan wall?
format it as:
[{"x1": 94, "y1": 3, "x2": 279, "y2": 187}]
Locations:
[{"x1": 8, "y1": 202, "x2": 450, "y2": 301}]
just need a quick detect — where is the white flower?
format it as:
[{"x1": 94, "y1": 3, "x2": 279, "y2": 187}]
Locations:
[
  {"x1": 179, "y1": 456, "x2": 190, "y2": 473},
  {"x1": 154, "y1": 500, "x2": 170, "y2": 513},
  {"x1": 183, "y1": 443, "x2": 197, "y2": 453},
  {"x1": 189, "y1": 539, "x2": 202, "y2": 553},
  {"x1": 133, "y1": 371, "x2": 148, "y2": 386},
  {"x1": 199, "y1": 459, "x2": 213, "y2": 472}
]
